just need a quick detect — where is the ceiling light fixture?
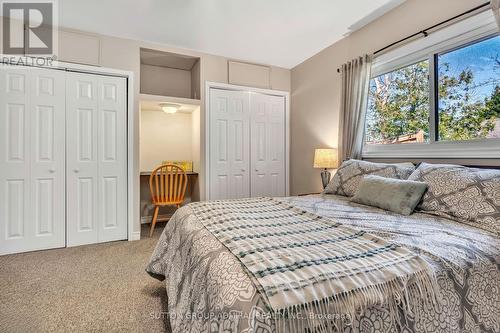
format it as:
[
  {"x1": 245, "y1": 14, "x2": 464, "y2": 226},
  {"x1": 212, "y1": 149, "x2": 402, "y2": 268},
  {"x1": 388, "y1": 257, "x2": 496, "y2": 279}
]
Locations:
[{"x1": 160, "y1": 103, "x2": 181, "y2": 114}]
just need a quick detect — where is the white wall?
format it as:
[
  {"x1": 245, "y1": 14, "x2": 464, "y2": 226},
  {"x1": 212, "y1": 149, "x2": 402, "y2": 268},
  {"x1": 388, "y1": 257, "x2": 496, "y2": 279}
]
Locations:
[
  {"x1": 290, "y1": 0, "x2": 489, "y2": 196},
  {"x1": 191, "y1": 107, "x2": 201, "y2": 201},
  {"x1": 140, "y1": 111, "x2": 193, "y2": 172},
  {"x1": 191, "y1": 107, "x2": 201, "y2": 173}
]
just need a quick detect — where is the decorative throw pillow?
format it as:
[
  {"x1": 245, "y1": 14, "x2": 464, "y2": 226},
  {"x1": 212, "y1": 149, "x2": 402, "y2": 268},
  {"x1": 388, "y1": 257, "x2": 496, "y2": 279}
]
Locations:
[
  {"x1": 323, "y1": 159, "x2": 415, "y2": 197},
  {"x1": 351, "y1": 175, "x2": 428, "y2": 216},
  {"x1": 408, "y1": 162, "x2": 500, "y2": 235}
]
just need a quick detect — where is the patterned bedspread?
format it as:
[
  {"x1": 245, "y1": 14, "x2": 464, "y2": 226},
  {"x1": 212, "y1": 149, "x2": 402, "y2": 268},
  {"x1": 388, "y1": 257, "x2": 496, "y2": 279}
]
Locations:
[{"x1": 146, "y1": 194, "x2": 500, "y2": 333}]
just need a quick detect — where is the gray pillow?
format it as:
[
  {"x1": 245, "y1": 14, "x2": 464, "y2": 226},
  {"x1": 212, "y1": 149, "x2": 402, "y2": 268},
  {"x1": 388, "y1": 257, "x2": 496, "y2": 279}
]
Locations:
[
  {"x1": 408, "y1": 162, "x2": 500, "y2": 235},
  {"x1": 351, "y1": 175, "x2": 428, "y2": 215},
  {"x1": 323, "y1": 159, "x2": 415, "y2": 197}
]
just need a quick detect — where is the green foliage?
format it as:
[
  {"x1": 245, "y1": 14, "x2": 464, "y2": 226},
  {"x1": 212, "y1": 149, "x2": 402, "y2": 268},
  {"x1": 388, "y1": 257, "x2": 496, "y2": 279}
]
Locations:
[
  {"x1": 485, "y1": 85, "x2": 500, "y2": 118},
  {"x1": 438, "y1": 65, "x2": 498, "y2": 141},
  {"x1": 367, "y1": 61, "x2": 430, "y2": 142}
]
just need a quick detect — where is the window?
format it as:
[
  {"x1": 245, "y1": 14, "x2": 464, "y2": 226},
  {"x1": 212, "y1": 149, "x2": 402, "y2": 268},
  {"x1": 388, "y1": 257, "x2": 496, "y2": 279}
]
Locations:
[
  {"x1": 363, "y1": 10, "x2": 500, "y2": 158},
  {"x1": 366, "y1": 35, "x2": 500, "y2": 146},
  {"x1": 437, "y1": 36, "x2": 500, "y2": 141},
  {"x1": 366, "y1": 60, "x2": 430, "y2": 145}
]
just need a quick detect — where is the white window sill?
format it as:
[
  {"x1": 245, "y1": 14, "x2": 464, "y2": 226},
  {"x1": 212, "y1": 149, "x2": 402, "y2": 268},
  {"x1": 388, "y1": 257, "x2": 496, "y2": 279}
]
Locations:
[{"x1": 362, "y1": 139, "x2": 500, "y2": 159}]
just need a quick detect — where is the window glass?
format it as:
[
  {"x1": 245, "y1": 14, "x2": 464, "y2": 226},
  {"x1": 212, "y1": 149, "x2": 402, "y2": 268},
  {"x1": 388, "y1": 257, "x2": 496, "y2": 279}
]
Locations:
[
  {"x1": 365, "y1": 60, "x2": 430, "y2": 145},
  {"x1": 437, "y1": 35, "x2": 500, "y2": 141}
]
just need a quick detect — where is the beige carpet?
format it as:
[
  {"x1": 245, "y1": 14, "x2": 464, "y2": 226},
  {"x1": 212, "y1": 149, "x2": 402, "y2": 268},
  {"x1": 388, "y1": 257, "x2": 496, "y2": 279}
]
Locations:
[{"x1": 0, "y1": 223, "x2": 171, "y2": 333}]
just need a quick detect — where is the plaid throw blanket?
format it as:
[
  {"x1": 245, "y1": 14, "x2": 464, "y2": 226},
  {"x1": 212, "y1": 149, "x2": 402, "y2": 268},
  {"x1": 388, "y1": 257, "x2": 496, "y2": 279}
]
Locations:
[{"x1": 191, "y1": 197, "x2": 437, "y2": 332}]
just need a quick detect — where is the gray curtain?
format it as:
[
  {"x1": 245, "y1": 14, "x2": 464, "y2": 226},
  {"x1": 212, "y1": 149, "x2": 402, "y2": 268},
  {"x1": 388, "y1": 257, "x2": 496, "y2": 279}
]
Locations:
[
  {"x1": 338, "y1": 54, "x2": 372, "y2": 161},
  {"x1": 493, "y1": 0, "x2": 500, "y2": 28}
]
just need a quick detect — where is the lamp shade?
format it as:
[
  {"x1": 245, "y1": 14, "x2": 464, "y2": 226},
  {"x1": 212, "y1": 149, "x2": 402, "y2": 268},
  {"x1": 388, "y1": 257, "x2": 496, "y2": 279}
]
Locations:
[{"x1": 313, "y1": 148, "x2": 338, "y2": 169}]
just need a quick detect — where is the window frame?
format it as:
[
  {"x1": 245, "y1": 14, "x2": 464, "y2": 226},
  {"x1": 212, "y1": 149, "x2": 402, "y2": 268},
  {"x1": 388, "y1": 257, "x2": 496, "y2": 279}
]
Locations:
[{"x1": 363, "y1": 11, "x2": 500, "y2": 159}]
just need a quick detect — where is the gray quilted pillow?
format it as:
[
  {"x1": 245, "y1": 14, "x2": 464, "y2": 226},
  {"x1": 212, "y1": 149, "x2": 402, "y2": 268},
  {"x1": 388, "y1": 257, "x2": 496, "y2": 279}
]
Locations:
[
  {"x1": 408, "y1": 163, "x2": 500, "y2": 235},
  {"x1": 351, "y1": 175, "x2": 428, "y2": 215},
  {"x1": 323, "y1": 159, "x2": 415, "y2": 197}
]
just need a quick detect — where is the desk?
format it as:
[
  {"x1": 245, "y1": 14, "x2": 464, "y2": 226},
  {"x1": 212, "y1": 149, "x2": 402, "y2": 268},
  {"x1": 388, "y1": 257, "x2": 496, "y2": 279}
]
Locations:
[
  {"x1": 140, "y1": 171, "x2": 199, "y2": 177},
  {"x1": 140, "y1": 171, "x2": 199, "y2": 224}
]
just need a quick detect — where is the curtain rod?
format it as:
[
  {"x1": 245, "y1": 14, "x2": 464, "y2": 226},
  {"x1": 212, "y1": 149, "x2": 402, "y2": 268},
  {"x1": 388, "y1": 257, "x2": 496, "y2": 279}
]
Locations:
[{"x1": 336, "y1": 2, "x2": 491, "y2": 73}]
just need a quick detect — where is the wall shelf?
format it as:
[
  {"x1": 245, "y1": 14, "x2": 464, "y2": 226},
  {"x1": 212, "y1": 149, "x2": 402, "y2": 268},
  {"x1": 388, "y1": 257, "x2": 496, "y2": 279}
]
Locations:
[
  {"x1": 140, "y1": 48, "x2": 200, "y2": 99},
  {"x1": 139, "y1": 93, "x2": 201, "y2": 107}
]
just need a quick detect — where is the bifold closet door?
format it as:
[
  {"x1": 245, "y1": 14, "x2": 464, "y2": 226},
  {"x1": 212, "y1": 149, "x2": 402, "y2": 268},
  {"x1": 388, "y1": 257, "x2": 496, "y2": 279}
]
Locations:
[
  {"x1": 208, "y1": 88, "x2": 286, "y2": 200},
  {"x1": 66, "y1": 73, "x2": 127, "y2": 247},
  {"x1": 0, "y1": 66, "x2": 66, "y2": 255},
  {"x1": 250, "y1": 93, "x2": 286, "y2": 197},
  {"x1": 209, "y1": 88, "x2": 250, "y2": 200}
]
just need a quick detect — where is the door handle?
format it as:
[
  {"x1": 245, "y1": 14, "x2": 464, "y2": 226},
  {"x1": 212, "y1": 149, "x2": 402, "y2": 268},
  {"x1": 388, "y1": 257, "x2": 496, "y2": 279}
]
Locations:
[
  {"x1": 49, "y1": 168, "x2": 56, "y2": 173},
  {"x1": 73, "y1": 169, "x2": 80, "y2": 173},
  {"x1": 241, "y1": 169, "x2": 246, "y2": 172}
]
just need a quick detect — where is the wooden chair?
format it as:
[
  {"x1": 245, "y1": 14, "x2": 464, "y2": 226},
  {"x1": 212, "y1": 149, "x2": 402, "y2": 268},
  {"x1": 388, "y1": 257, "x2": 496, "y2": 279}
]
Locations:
[{"x1": 149, "y1": 164, "x2": 188, "y2": 236}]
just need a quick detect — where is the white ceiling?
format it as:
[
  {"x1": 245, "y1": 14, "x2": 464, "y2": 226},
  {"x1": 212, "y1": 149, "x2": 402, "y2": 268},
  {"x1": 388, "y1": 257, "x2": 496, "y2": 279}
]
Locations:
[{"x1": 59, "y1": 0, "x2": 406, "y2": 69}]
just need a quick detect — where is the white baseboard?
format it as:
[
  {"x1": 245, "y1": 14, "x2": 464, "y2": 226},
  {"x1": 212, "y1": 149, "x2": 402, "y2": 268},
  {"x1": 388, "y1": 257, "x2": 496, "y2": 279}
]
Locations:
[{"x1": 129, "y1": 231, "x2": 141, "y2": 241}]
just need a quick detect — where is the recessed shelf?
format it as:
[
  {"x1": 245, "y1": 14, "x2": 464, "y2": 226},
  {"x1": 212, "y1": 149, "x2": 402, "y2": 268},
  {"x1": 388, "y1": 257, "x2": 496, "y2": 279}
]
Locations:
[
  {"x1": 140, "y1": 48, "x2": 200, "y2": 100},
  {"x1": 140, "y1": 93, "x2": 200, "y2": 105}
]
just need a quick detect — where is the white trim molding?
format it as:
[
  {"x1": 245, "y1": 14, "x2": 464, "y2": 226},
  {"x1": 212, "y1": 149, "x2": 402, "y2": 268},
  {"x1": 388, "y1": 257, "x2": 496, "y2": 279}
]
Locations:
[
  {"x1": 363, "y1": 140, "x2": 500, "y2": 159},
  {"x1": 129, "y1": 231, "x2": 141, "y2": 241},
  {"x1": 204, "y1": 81, "x2": 290, "y2": 200}
]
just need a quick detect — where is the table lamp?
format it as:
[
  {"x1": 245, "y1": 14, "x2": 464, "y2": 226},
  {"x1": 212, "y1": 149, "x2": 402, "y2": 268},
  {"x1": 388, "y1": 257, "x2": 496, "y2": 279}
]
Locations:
[{"x1": 313, "y1": 148, "x2": 338, "y2": 189}]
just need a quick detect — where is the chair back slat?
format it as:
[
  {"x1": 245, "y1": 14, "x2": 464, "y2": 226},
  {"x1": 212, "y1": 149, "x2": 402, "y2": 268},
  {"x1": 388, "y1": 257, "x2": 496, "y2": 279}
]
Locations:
[
  {"x1": 155, "y1": 173, "x2": 159, "y2": 202},
  {"x1": 159, "y1": 170, "x2": 164, "y2": 201},
  {"x1": 149, "y1": 164, "x2": 188, "y2": 205},
  {"x1": 172, "y1": 170, "x2": 179, "y2": 200}
]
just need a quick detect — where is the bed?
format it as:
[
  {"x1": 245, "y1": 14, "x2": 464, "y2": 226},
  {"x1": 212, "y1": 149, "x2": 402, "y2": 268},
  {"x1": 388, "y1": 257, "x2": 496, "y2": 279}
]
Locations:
[{"x1": 146, "y1": 161, "x2": 500, "y2": 333}]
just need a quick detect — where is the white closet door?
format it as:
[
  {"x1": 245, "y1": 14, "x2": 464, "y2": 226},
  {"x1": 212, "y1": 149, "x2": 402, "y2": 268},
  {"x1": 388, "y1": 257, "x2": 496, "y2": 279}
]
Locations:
[
  {"x1": 30, "y1": 68, "x2": 66, "y2": 250},
  {"x1": 209, "y1": 88, "x2": 250, "y2": 200},
  {"x1": 66, "y1": 72, "x2": 127, "y2": 246},
  {"x1": 66, "y1": 73, "x2": 99, "y2": 246},
  {"x1": 0, "y1": 66, "x2": 31, "y2": 255},
  {"x1": 250, "y1": 93, "x2": 286, "y2": 197},
  {"x1": 0, "y1": 66, "x2": 66, "y2": 255},
  {"x1": 97, "y1": 76, "x2": 127, "y2": 242}
]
